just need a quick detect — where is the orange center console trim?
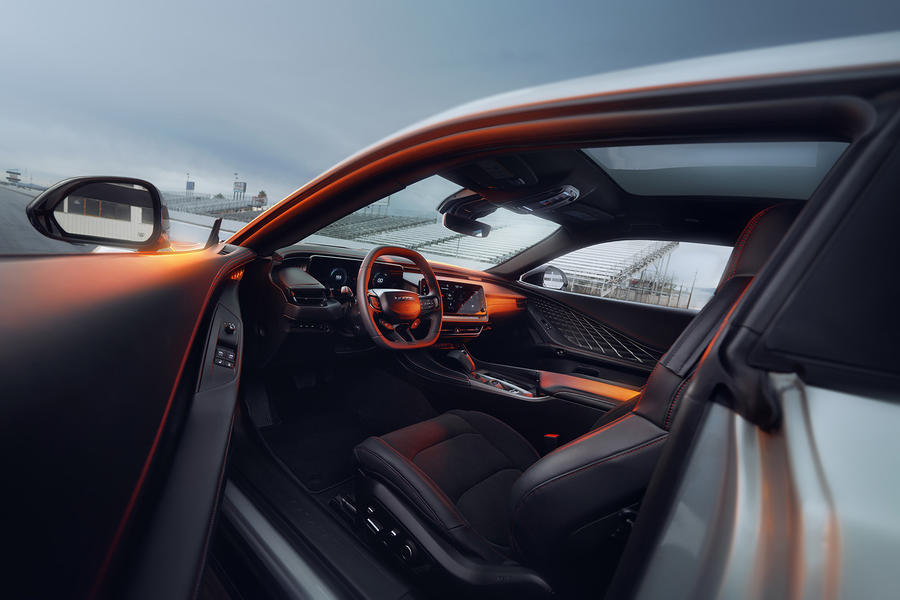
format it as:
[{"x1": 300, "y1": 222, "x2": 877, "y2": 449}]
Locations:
[{"x1": 539, "y1": 371, "x2": 641, "y2": 403}]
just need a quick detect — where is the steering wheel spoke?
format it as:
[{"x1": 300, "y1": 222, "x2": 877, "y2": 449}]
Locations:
[
  {"x1": 393, "y1": 324, "x2": 416, "y2": 343},
  {"x1": 418, "y1": 293, "x2": 441, "y2": 315},
  {"x1": 366, "y1": 290, "x2": 383, "y2": 312}
]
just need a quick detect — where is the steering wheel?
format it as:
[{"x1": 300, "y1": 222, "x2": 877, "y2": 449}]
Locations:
[{"x1": 357, "y1": 246, "x2": 443, "y2": 350}]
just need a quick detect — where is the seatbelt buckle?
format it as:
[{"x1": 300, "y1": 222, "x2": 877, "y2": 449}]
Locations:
[{"x1": 542, "y1": 433, "x2": 559, "y2": 454}]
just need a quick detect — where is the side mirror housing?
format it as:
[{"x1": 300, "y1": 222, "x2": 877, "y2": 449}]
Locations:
[
  {"x1": 26, "y1": 176, "x2": 167, "y2": 251},
  {"x1": 521, "y1": 264, "x2": 569, "y2": 290}
]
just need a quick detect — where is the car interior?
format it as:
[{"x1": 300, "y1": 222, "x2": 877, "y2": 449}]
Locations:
[{"x1": 224, "y1": 140, "x2": 839, "y2": 599}]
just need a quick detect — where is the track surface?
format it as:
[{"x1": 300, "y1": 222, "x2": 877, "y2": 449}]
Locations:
[{"x1": 0, "y1": 186, "x2": 93, "y2": 255}]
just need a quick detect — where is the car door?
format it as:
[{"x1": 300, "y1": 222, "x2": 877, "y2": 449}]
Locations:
[
  {"x1": 605, "y1": 101, "x2": 900, "y2": 600},
  {"x1": 469, "y1": 239, "x2": 732, "y2": 390},
  {"x1": 0, "y1": 241, "x2": 253, "y2": 599}
]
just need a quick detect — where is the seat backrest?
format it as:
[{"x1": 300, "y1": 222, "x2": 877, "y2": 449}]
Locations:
[{"x1": 508, "y1": 203, "x2": 801, "y2": 581}]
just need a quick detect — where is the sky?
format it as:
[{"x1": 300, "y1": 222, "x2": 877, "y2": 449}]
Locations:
[{"x1": 1, "y1": 0, "x2": 899, "y2": 203}]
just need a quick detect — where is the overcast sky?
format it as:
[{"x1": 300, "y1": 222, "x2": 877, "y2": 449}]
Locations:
[{"x1": 1, "y1": 0, "x2": 898, "y2": 202}]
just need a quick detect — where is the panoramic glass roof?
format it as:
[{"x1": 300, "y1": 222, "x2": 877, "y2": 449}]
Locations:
[{"x1": 585, "y1": 141, "x2": 848, "y2": 199}]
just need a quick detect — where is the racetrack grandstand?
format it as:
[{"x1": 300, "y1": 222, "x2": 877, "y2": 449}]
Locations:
[
  {"x1": 547, "y1": 240, "x2": 697, "y2": 309},
  {"x1": 299, "y1": 209, "x2": 695, "y2": 309},
  {"x1": 313, "y1": 210, "x2": 560, "y2": 267},
  {"x1": 163, "y1": 196, "x2": 696, "y2": 310},
  {"x1": 548, "y1": 241, "x2": 678, "y2": 297},
  {"x1": 162, "y1": 191, "x2": 266, "y2": 218},
  {"x1": 322, "y1": 214, "x2": 436, "y2": 240}
]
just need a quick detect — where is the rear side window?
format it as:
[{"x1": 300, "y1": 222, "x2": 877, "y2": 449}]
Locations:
[{"x1": 534, "y1": 240, "x2": 732, "y2": 311}]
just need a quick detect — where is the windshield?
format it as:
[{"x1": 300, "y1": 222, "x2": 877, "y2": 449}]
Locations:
[{"x1": 302, "y1": 175, "x2": 559, "y2": 270}]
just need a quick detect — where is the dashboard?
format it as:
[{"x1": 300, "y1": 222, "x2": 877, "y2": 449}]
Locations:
[
  {"x1": 305, "y1": 255, "x2": 488, "y2": 318},
  {"x1": 268, "y1": 247, "x2": 526, "y2": 343}
]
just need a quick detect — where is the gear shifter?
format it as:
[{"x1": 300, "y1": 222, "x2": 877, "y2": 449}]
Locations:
[
  {"x1": 446, "y1": 347, "x2": 476, "y2": 377},
  {"x1": 444, "y1": 347, "x2": 535, "y2": 397}
]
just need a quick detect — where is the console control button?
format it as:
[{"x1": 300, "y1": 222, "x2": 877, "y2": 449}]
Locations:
[
  {"x1": 399, "y1": 542, "x2": 416, "y2": 562},
  {"x1": 365, "y1": 517, "x2": 383, "y2": 535}
]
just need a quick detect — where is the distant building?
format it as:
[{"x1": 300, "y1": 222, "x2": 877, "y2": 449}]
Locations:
[{"x1": 6, "y1": 169, "x2": 21, "y2": 184}]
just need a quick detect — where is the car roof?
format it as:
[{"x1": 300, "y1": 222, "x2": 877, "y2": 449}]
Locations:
[
  {"x1": 230, "y1": 31, "x2": 900, "y2": 253},
  {"x1": 303, "y1": 31, "x2": 900, "y2": 192},
  {"x1": 405, "y1": 31, "x2": 900, "y2": 134}
]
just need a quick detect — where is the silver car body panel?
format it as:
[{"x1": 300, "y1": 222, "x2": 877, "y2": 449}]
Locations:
[{"x1": 635, "y1": 373, "x2": 900, "y2": 599}]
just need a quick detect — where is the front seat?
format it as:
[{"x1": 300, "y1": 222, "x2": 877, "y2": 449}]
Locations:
[{"x1": 353, "y1": 203, "x2": 799, "y2": 593}]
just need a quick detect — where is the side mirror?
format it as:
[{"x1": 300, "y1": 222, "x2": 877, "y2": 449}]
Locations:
[
  {"x1": 26, "y1": 176, "x2": 167, "y2": 251},
  {"x1": 521, "y1": 265, "x2": 569, "y2": 290}
]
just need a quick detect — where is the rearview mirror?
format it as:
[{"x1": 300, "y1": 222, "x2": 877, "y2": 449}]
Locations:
[
  {"x1": 442, "y1": 213, "x2": 492, "y2": 238},
  {"x1": 26, "y1": 177, "x2": 167, "y2": 250},
  {"x1": 438, "y1": 188, "x2": 494, "y2": 238}
]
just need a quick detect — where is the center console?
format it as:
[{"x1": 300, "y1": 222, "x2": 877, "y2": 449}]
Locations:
[
  {"x1": 443, "y1": 347, "x2": 538, "y2": 397},
  {"x1": 418, "y1": 345, "x2": 641, "y2": 411}
]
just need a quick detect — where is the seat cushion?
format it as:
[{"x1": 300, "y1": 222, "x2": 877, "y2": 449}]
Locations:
[{"x1": 354, "y1": 409, "x2": 539, "y2": 560}]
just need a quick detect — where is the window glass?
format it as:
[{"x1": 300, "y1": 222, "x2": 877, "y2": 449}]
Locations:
[
  {"x1": 304, "y1": 175, "x2": 559, "y2": 270},
  {"x1": 536, "y1": 240, "x2": 733, "y2": 311},
  {"x1": 585, "y1": 141, "x2": 847, "y2": 199}
]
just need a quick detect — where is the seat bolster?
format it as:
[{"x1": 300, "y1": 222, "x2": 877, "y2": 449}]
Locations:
[
  {"x1": 354, "y1": 436, "x2": 467, "y2": 532},
  {"x1": 509, "y1": 413, "x2": 667, "y2": 569}
]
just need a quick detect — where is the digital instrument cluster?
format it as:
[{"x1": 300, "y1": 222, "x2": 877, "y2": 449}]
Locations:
[{"x1": 307, "y1": 256, "x2": 404, "y2": 292}]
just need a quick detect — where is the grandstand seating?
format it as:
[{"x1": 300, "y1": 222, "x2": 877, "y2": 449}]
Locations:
[
  {"x1": 417, "y1": 220, "x2": 559, "y2": 265},
  {"x1": 320, "y1": 214, "x2": 435, "y2": 240},
  {"x1": 163, "y1": 195, "x2": 681, "y2": 306},
  {"x1": 212, "y1": 211, "x2": 263, "y2": 223},
  {"x1": 548, "y1": 240, "x2": 678, "y2": 296},
  {"x1": 358, "y1": 222, "x2": 458, "y2": 249}
]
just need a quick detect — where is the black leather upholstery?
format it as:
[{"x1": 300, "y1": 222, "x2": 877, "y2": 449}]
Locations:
[
  {"x1": 354, "y1": 203, "x2": 800, "y2": 583},
  {"x1": 717, "y1": 203, "x2": 800, "y2": 291},
  {"x1": 354, "y1": 409, "x2": 539, "y2": 561}
]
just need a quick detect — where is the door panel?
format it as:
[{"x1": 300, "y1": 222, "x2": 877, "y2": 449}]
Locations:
[
  {"x1": 471, "y1": 285, "x2": 694, "y2": 386},
  {"x1": 0, "y1": 247, "x2": 253, "y2": 598},
  {"x1": 534, "y1": 286, "x2": 696, "y2": 350}
]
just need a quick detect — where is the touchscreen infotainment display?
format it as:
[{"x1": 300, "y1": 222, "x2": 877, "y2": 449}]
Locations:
[{"x1": 439, "y1": 281, "x2": 486, "y2": 315}]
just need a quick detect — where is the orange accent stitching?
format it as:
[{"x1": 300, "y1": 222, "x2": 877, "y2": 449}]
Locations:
[
  {"x1": 697, "y1": 280, "x2": 752, "y2": 369},
  {"x1": 664, "y1": 374, "x2": 695, "y2": 430},
  {"x1": 722, "y1": 206, "x2": 775, "y2": 286}
]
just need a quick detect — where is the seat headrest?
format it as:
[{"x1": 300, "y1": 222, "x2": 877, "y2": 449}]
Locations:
[{"x1": 717, "y1": 203, "x2": 800, "y2": 291}]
